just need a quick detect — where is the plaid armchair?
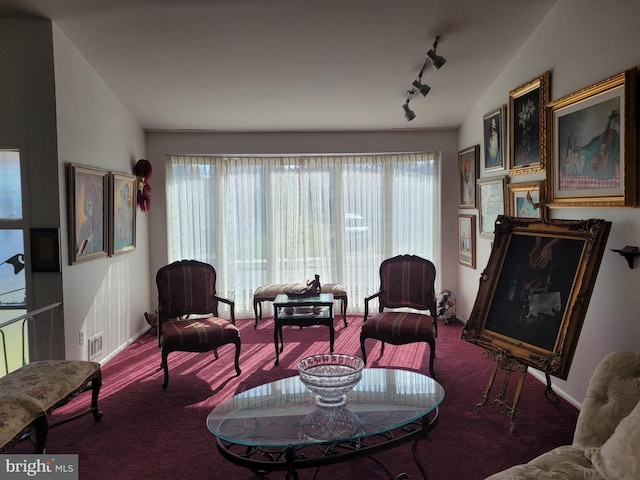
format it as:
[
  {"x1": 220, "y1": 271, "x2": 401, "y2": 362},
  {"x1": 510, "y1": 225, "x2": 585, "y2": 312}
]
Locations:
[
  {"x1": 360, "y1": 254, "x2": 437, "y2": 377},
  {"x1": 155, "y1": 260, "x2": 241, "y2": 389}
]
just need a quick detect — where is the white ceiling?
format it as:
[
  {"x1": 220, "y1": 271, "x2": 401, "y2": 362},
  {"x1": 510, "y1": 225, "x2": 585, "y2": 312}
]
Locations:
[{"x1": 0, "y1": 0, "x2": 557, "y2": 132}]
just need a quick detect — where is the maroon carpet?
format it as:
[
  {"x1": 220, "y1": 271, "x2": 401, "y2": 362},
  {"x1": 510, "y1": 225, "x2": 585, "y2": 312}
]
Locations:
[{"x1": 16, "y1": 317, "x2": 579, "y2": 479}]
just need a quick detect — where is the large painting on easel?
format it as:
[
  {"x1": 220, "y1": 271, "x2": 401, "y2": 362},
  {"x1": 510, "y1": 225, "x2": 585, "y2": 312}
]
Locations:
[{"x1": 461, "y1": 216, "x2": 611, "y2": 380}]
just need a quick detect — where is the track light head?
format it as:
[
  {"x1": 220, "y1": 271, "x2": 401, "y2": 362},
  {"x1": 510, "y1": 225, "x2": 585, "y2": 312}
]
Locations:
[
  {"x1": 412, "y1": 79, "x2": 431, "y2": 97},
  {"x1": 402, "y1": 101, "x2": 416, "y2": 121},
  {"x1": 426, "y1": 36, "x2": 446, "y2": 69}
]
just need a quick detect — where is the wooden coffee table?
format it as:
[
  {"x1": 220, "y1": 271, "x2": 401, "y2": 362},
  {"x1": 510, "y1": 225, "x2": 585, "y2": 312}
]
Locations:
[{"x1": 272, "y1": 293, "x2": 335, "y2": 366}]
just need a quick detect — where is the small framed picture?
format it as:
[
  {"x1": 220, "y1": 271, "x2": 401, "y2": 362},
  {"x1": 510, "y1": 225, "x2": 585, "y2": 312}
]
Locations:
[
  {"x1": 546, "y1": 68, "x2": 636, "y2": 208},
  {"x1": 110, "y1": 172, "x2": 137, "y2": 256},
  {"x1": 458, "y1": 214, "x2": 476, "y2": 268},
  {"x1": 30, "y1": 228, "x2": 61, "y2": 273},
  {"x1": 68, "y1": 164, "x2": 109, "y2": 264},
  {"x1": 508, "y1": 181, "x2": 546, "y2": 219},
  {"x1": 509, "y1": 71, "x2": 550, "y2": 176},
  {"x1": 483, "y1": 105, "x2": 507, "y2": 173},
  {"x1": 478, "y1": 176, "x2": 508, "y2": 238},
  {"x1": 458, "y1": 145, "x2": 480, "y2": 209}
]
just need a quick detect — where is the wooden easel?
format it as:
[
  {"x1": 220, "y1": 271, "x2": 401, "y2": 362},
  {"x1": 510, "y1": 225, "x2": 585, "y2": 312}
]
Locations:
[{"x1": 475, "y1": 350, "x2": 559, "y2": 432}]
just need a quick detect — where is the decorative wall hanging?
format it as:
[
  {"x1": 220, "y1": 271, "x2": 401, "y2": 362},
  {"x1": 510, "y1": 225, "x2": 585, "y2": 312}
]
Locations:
[
  {"x1": 133, "y1": 159, "x2": 152, "y2": 213},
  {"x1": 507, "y1": 181, "x2": 546, "y2": 219},
  {"x1": 30, "y1": 228, "x2": 61, "y2": 272},
  {"x1": 461, "y1": 216, "x2": 611, "y2": 380},
  {"x1": 68, "y1": 164, "x2": 109, "y2": 264},
  {"x1": 477, "y1": 176, "x2": 507, "y2": 238},
  {"x1": 458, "y1": 214, "x2": 476, "y2": 268},
  {"x1": 509, "y1": 71, "x2": 550, "y2": 176},
  {"x1": 110, "y1": 172, "x2": 137, "y2": 256},
  {"x1": 458, "y1": 145, "x2": 479, "y2": 209},
  {"x1": 546, "y1": 68, "x2": 637, "y2": 208},
  {"x1": 483, "y1": 105, "x2": 507, "y2": 173}
]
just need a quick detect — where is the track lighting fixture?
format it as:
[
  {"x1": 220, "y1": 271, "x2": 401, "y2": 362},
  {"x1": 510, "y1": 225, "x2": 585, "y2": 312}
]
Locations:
[
  {"x1": 426, "y1": 37, "x2": 446, "y2": 70},
  {"x1": 412, "y1": 79, "x2": 431, "y2": 97},
  {"x1": 402, "y1": 100, "x2": 416, "y2": 121},
  {"x1": 401, "y1": 35, "x2": 446, "y2": 121}
]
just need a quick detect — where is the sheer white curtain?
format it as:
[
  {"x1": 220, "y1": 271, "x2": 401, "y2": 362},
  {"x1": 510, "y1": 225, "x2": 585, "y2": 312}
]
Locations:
[{"x1": 166, "y1": 152, "x2": 441, "y2": 318}]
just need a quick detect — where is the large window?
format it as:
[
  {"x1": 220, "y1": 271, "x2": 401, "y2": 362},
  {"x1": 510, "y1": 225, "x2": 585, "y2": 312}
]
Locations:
[
  {"x1": 166, "y1": 153, "x2": 441, "y2": 317},
  {"x1": 0, "y1": 149, "x2": 27, "y2": 373}
]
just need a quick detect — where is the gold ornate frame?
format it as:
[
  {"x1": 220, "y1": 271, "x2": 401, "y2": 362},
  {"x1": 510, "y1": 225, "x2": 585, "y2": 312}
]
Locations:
[
  {"x1": 509, "y1": 71, "x2": 550, "y2": 176},
  {"x1": 483, "y1": 105, "x2": 507, "y2": 173},
  {"x1": 461, "y1": 216, "x2": 611, "y2": 379},
  {"x1": 507, "y1": 180, "x2": 547, "y2": 219},
  {"x1": 546, "y1": 68, "x2": 637, "y2": 208}
]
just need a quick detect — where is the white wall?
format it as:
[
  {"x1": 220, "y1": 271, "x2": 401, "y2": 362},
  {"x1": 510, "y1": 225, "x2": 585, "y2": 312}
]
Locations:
[
  {"x1": 145, "y1": 129, "x2": 459, "y2": 310},
  {"x1": 53, "y1": 24, "x2": 151, "y2": 362},
  {"x1": 458, "y1": 0, "x2": 640, "y2": 405}
]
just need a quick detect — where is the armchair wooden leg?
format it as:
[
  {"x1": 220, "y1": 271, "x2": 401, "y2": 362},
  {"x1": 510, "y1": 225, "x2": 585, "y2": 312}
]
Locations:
[
  {"x1": 161, "y1": 351, "x2": 170, "y2": 389},
  {"x1": 360, "y1": 334, "x2": 368, "y2": 365},
  {"x1": 233, "y1": 340, "x2": 242, "y2": 376}
]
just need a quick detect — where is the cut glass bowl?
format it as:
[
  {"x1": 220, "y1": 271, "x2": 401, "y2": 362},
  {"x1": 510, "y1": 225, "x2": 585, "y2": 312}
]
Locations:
[{"x1": 297, "y1": 353, "x2": 364, "y2": 407}]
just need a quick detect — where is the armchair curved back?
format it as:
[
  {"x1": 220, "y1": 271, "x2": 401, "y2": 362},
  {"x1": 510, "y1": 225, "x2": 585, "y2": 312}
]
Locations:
[
  {"x1": 378, "y1": 254, "x2": 437, "y2": 315},
  {"x1": 156, "y1": 259, "x2": 220, "y2": 322}
]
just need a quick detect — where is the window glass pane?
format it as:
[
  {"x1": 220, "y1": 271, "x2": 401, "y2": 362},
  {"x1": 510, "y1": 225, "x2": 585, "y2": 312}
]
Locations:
[
  {"x1": 0, "y1": 150, "x2": 22, "y2": 220},
  {"x1": 0, "y1": 230, "x2": 26, "y2": 307}
]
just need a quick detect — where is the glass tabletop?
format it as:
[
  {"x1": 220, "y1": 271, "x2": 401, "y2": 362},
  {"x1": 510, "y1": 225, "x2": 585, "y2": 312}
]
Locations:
[{"x1": 207, "y1": 368, "x2": 445, "y2": 448}]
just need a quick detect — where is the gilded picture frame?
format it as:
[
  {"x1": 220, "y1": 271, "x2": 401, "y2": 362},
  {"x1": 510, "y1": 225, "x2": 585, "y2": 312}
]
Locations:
[
  {"x1": 546, "y1": 68, "x2": 637, "y2": 208},
  {"x1": 477, "y1": 176, "x2": 507, "y2": 238},
  {"x1": 458, "y1": 145, "x2": 479, "y2": 209},
  {"x1": 483, "y1": 105, "x2": 507, "y2": 173},
  {"x1": 458, "y1": 214, "x2": 476, "y2": 268},
  {"x1": 68, "y1": 164, "x2": 109, "y2": 264},
  {"x1": 461, "y1": 216, "x2": 611, "y2": 380},
  {"x1": 507, "y1": 181, "x2": 546, "y2": 219},
  {"x1": 509, "y1": 71, "x2": 550, "y2": 176},
  {"x1": 110, "y1": 172, "x2": 137, "y2": 256}
]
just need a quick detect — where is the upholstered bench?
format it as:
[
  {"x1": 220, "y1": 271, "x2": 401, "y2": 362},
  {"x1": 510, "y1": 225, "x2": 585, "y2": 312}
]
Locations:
[
  {"x1": 253, "y1": 283, "x2": 348, "y2": 328},
  {"x1": 0, "y1": 360, "x2": 102, "y2": 453}
]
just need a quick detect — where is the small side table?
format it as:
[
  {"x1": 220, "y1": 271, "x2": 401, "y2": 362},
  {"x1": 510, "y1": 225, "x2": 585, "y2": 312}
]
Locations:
[{"x1": 272, "y1": 293, "x2": 335, "y2": 366}]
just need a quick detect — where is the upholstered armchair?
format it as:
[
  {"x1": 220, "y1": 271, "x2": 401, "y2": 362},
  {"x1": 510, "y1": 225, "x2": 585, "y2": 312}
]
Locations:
[
  {"x1": 485, "y1": 350, "x2": 640, "y2": 480},
  {"x1": 360, "y1": 254, "x2": 437, "y2": 377},
  {"x1": 155, "y1": 260, "x2": 241, "y2": 389}
]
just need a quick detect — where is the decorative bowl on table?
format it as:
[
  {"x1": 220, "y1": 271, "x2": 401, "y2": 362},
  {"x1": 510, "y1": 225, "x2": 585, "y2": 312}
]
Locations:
[{"x1": 296, "y1": 353, "x2": 365, "y2": 407}]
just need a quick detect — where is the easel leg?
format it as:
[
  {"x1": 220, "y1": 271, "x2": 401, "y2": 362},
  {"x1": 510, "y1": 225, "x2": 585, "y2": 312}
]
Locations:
[
  {"x1": 544, "y1": 372, "x2": 560, "y2": 405},
  {"x1": 475, "y1": 360, "x2": 499, "y2": 410}
]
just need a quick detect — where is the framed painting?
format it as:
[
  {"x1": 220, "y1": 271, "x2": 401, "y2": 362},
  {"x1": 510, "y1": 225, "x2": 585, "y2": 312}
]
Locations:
[
  {"x1": 546, "y1": 68, "x2": 637, "y2": 208},
  {"x1": 509, "y1": 71, "x2": 550, "y2": 176},
  {"x1": 68, "y1": 164, "x2": 109, "y2": 264},
  {"x1": 458, "y1": 214, "x2": 476, "y2": 268},
  {"x1": 110, "y1": 172, "x2": 137, "y2": 256},
  {"x1": 483, "y1": 105, "x2": 507, "y2": 173},
  {"x1": 461, "y1": 216, "x2": 611, "y2": 380},
  {"x1": 477, "y1": 176, "x2": 507, "y2": 238},
  {"x1": 30, "y1": 228, "x2": 61, "y2": 273},
  {"x1": 507, "y1": 181, "x2": 546, "y2": 219},
  {"x1": 458, "y1": 145, "x2": 479, "y2": 209}
]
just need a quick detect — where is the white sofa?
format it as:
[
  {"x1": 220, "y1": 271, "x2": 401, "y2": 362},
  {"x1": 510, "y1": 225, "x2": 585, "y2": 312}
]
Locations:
[{"x1": 486, "y1": 350, "x2": 640, "y2": 480}]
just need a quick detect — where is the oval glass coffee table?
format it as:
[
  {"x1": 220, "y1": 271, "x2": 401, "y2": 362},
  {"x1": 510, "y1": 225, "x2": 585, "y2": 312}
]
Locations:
[{"x1": 207, "y1": 368, "x2": 445, "y2": 480}]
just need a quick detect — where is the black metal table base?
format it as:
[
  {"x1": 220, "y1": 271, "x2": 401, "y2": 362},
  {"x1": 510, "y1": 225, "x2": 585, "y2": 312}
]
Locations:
[{"x1": 216, "y1": 409, "x2": 439, "y2": 479}]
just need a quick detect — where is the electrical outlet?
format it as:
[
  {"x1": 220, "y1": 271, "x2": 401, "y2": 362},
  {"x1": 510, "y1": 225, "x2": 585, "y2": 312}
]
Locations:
[{"x1": 79, "y1": 331, "x2": 84, "y2": 345}]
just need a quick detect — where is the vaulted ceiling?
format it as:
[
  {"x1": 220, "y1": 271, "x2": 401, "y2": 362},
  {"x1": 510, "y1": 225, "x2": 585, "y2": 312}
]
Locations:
[{"x1": 0, "y1": 0, "x2": 557, "y2": 132}]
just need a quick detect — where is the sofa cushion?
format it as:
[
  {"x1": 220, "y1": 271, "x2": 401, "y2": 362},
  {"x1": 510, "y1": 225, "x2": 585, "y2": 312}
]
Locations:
[
  {"x1": 485, "y1": 445, "x2": 603, "y2": 480},
  {"x1": 585, "y1": 400, "x2": 640, "y2": 480}
]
